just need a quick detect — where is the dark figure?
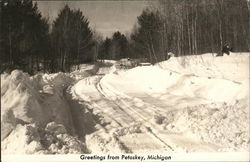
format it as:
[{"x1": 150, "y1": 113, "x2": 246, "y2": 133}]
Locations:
[
  {"x1": 222, "y1": 43, "x2": 231, "y2": 55},
  {"x1": 217, "y1": 42, "x2": 233, "y2": 57}
]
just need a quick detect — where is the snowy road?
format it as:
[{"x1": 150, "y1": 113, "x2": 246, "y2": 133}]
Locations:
[{"x1": 72, "y1": 75, "x2": 218, "y2": 153}]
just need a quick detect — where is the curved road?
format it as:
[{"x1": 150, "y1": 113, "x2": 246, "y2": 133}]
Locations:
[{"x1": 71, "y1": 71, "x2": 219, "y2": 153}]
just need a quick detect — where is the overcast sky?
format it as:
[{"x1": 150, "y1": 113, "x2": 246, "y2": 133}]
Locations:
[{"x1": 35, "y1": 1, "x2": 150, "y2": 38}]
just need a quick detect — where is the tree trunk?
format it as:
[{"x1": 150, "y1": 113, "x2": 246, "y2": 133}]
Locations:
[
  {"x1": 8, "y1": 25, "x2": 13, "y2": 65},
  {"x1": 149, "y1": 33, "x2": 157, "y2": 63},
  {"x1": 247, "y1": 0, "x2": 250, "y2": 51},
  {"x1": 146, "y1": 43, "x2": 153, "y2": 63},
  {"x1": 217, "y1": 0, "x2": 224, "y2": 53}
]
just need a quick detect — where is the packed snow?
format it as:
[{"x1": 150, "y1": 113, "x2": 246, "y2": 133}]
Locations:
[{"x1": 1, "y1": 52, "x2": 249, "y2": 154}]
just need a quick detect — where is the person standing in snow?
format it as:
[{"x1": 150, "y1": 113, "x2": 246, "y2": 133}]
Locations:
[{"x1": 222, "y1": 42, "x2": 232, "y2": 55}]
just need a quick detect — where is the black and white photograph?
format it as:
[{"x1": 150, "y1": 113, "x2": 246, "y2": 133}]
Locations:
[{"x1": 1, "y1": 0, "x2": 249, "y2": 161}]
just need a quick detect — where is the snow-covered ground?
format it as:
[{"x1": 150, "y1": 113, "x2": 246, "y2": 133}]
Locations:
[{"x1": 1, "y1": 53, "x2": 249, "y2": 154}]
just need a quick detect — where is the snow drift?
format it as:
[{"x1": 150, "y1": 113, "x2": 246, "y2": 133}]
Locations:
[
  {"x1": 102, "y1": 53, "x2": 249, "y2": 103},
  {"x1": 1, "y1": 69, "x2": 97, "y2": 154}
]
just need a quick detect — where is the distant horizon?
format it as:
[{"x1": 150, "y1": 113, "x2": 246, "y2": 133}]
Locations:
[{"x1": 35, "y1": 1, "x2": 151, "y2": 38}]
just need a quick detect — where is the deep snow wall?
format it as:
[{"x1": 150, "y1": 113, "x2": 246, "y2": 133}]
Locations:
[{"x1": 1, "y1": 70, "x2": 96, "y2": 154}]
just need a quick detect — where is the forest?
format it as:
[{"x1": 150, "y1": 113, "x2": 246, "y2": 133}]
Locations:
[{"x1": 0, "y1": 0, "x2": 249, "y2": 74}]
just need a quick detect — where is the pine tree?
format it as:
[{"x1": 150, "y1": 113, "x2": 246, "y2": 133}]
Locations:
[
  {"x1": 51, "y1": 5, "x2": 94, "y2": 72},
  {"x1": 111, "y1": 31, "x2": 129, "y2": 59},
  {"x1": 98, "y1": 32, "x2": 129, "y2": 60},
  {"x1": 0, "y1": 0, "x2": 50, "y2": 73},
  {"x1": 131, "y1": 9, "x2": 164, "y2": 63}
]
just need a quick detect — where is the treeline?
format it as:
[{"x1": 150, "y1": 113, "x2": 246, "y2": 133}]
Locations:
[
  {"x1": 0, "y1": 0, "x2": 50, "y2": 73},
  {"x1": 98, "y1": 31, "x2": 129, "y2": 60},
  {"x1": 0, "y1": 0, "x2": 249, "y2": 74},
  {"x1": 129, "y1": 0, "x2": 249, "y2": 63},
  {"x1": 51, "y1": 5, "x2": 95, "y2": 72},
  {"x1": 0, "y1": 0, "x2": 96, "y2": 73}
]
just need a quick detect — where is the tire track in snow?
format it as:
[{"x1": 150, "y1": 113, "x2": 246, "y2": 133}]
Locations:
[
  {"x1": 73, "y1": 76, "x2": 135, "y2": 127},
  {"x1": 96, "y1": 77, "x2": 219, "y2": 152},
  {"x1": 96, "y1": 79, "x2": 176, "y2": 151},
  {"x1": 145, "y1": 127, "x2": 174, "y2": 151},
  {"x1": 68, "y1": 75, "x2": 134, "y2": 153},
  {"x1": 72, "y1": 74, "x2": 171, "y2": 152},
  {"x1": 96, "y1": 82, "x2": 137, "y2": 122}
]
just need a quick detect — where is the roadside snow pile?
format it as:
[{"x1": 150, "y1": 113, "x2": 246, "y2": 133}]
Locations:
[
  {"x1": 102, "y1": 66, "x2": 171, "y2": 94},
  {"x1": 71, "y1": 64, "x2": 96, "y2": 73},
  {"x1": 96, "y1": 65, "x2": 116, "y2": 75},
  {"x1": 113, "y1": 123, "x2": 145, "y2": 137},
  {"x1": 1, "y1": 70, "x2": 49, "y2": 132},
  {"x1": 162, "y1": 100, "x2": 249, "y2": 151},
  {"x1": 70, "y1": 64, "x2": 99, "y2": 80},
  {"x1": 85, "y1": 123, "x2": 145, "y2": 153},
  {"x1": 1, "y1": 70, "x2": 92, "y2": 154},
  {"x1": 2, "y1": 122, "x2": 88, "y2": 154},
  {"x1": 106, "y1": 53, "x2": 248, "y2": 102},
  {"x1": 98, "y1": 60, "x2": 117, "y2": 64},
  {"x1": 157, "y1": 52, "x2": 249, "y2": 83},
  {"x1": 85, "y1": 130, "x2": 131, "y2": 153},
  {"x1": 71, "y1": 62, "x2": 117, "y2": 78}
]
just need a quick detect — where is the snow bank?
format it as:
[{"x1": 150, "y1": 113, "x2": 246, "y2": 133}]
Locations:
[
  {"x1": 2, "y1": 122, "x2": 88, "y2": 154},
  {"x1": 102, "y1": 53, "x2": 249, "y2": 103},
  {"x1": 70, "y1": 64, "x2": 99, "y2": 80},
  {"x1": 101, "y1": 66, "x2": 171, "y2": 94},
  {"x1": 1, "y1": 70, "x2": 94, "y2": 154},
  {"x1": 1, "y1": 70, "x2": 49, "y2": 131},
  {"x1": 157, "y1": 52, "x2": 249, "y2": 83},
  {"x1": 162, "y1": 100, "x2": 249, "y2": 151},
  {"x1": 96, "y1": 65, "x2": 116, "y2": 75},
  {"x1": 98, "y1": 60, "x2": 117, "y2": 64},
  {"x1": 85, "y1": 123, "x2": 146, "y2": 153}
]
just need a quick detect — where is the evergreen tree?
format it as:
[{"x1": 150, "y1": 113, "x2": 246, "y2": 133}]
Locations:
[
  {"x1": 51, "y1": 5, "x2": 94, "y2": 72},
  {"x1": 98, "y1": 38, "x2": 112, "y2": 60},
  {"x1": 98, "y1": 32, "x2": 129, "y2": 60},
  {"x1": 0, "y1": 0, "x2": 50, "y2": 73},
  {"x1": 112, "y1": 32, "x2": 129, "y2": 59},
  {"x1": 131, "y1": 9, "x2": 164, "y2": 63},
  {"x1": 111, "y1": 31, "x2": 129, "y2": 59}
]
